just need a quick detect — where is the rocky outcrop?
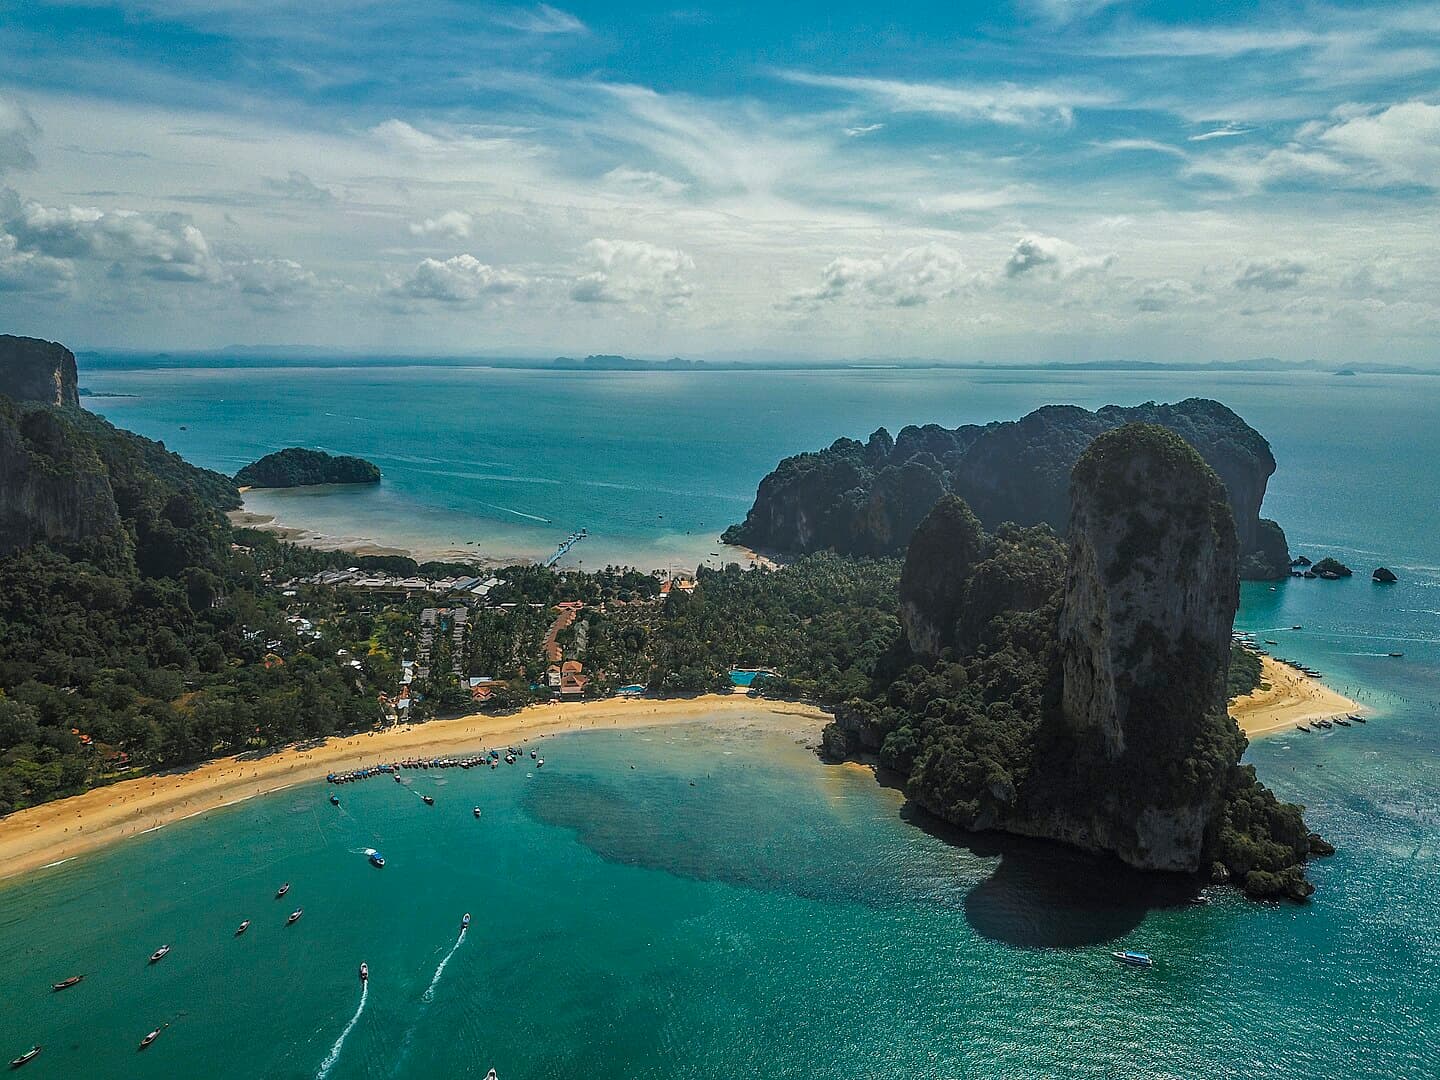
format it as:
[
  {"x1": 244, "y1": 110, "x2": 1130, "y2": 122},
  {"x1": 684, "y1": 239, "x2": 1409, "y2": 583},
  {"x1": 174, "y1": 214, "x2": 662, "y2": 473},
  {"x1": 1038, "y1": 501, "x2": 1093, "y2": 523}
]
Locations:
[
  {"x1": 1059, "y1": 423, "x2": 1239, "y2": 760},
  {"x1": 0, "y1": 400, "x2": 122, "y2": 555},
  {"x1": 727, "y1": 398, "x2": 1290, "y2": 579},
  {"x1": 235, "y1": 447, "x2": 381, "y2": 488},
  {"x1": 898, "y1": 495, "x2": 986, "y2": 655},
  {"x1": 0, "y1": 336, "x2": 79, "y2": 408},
  {"x1": 1372, "y1": 567, "x2": 1398, "y2": 583}
]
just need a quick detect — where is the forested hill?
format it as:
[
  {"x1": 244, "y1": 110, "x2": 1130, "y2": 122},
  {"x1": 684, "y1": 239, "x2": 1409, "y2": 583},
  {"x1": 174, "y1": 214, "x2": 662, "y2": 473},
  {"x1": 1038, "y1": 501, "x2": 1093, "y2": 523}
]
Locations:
[
  {"x1": 235, "y1": 447, "x2": 381, "y2": 488},
  {"x1": 724, "y1": 398, "x2": 1292, "y2": 580},
  {"x1": 0, "y1": 391, "x2": 375, "y2": 814}
]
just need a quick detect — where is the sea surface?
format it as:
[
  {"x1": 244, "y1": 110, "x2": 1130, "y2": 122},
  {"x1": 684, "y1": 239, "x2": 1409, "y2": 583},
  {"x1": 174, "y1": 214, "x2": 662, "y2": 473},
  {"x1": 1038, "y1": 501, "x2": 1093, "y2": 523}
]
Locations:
[{"x1": 2, "y1": 360, "x2": 1436, "y2": 1077}]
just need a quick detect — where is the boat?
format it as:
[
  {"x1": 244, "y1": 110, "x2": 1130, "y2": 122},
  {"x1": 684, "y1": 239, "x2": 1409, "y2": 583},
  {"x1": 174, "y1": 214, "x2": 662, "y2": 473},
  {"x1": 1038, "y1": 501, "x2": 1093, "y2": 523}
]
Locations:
[
  {"x1": 462, "y1": 912, "x2": 471, "y2": 931},
  {"x1": 485, "y1": 1071, "x2": 498, "y2": 1080},
  {"x1": 286, "y1": 909, "x2": 303, "y2": 925},
  {"x1": 530, "y1": 750, "x2": 537, "y2": 759},
  {"x1": 394, "y1": 774, "x2": 403, "y2": 783},
  {"x1": 536, "y1": 757, "x2": 544, "y2": 768},
  {"x1": 1264, "y1": 639, "x2": 1278, "y2": 645},
  {"x1": 369, "y1": 851, "x2": 385, "y2": 868},
  {"x1": 473, "y1": 806, "x2": 482, "y2": 818},
  {"x1": 1112, "y1": 950, "x2": 1153, "y2": 968},
  {"x1": 1296, "y1": 724, "x2": 1310, "y2": 733},
  {"x1": 276, "y1": 883, "x2": 291, "y2": 899},
  {"x1": 1389, "y1": 652, "x2": 1404, "y2": 658},
  {"x1": 1291, "y1": 625, "x2": 1303, "y2": 630},
  {"x1": 1188, "y1": 895, "x2": 1211, "y2": 906},
  {"x1": 51, "y1": 975, "x2": 84, "y2": 992},
  {"x1": 1351, "y1": 714, "x2": 1367, "y2": 724},
  {"x1": 330, "y1": 794, "x2": 340, "y2": 806},
  {"x1": 359, "y1": 962, "x2": 368, "y2": 983},
  {"x1": 1335, "y1": 717, "x2": 1351, "y2": 727},
  {"x1": 235, "y1": 920, "x2": 251, "y2": 935},
  {"x1": 9, "y1": 1047, "x2": 40, "y2": 1069},
  {"x1": 138, "y1": 1025, "x2": 166, "y2": 1051},
  {"x1": 421, "y1": 795, "x2": 435, "y2": 806},
  {"x1": 148, "y1": 945, "x2": 171, "y2": 964}
]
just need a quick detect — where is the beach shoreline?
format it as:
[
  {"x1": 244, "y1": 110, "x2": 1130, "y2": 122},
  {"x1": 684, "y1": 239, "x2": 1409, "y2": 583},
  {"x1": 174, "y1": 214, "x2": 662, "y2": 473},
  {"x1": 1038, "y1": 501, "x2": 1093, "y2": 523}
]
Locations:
[
  {"x1": 1231, "y1": 655, "x2": 1363, "y2": 738},
  {"x1": 0, "y1": 696, "x2": 827, "y2": 885}
]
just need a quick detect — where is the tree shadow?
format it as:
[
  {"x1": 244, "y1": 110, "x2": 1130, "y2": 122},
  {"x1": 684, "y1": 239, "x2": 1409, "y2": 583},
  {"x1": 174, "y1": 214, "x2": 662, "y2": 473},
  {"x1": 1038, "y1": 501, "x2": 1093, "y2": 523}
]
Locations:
[{"x1": 898, "y1": 803, "x2": 1203, "y2": 948}]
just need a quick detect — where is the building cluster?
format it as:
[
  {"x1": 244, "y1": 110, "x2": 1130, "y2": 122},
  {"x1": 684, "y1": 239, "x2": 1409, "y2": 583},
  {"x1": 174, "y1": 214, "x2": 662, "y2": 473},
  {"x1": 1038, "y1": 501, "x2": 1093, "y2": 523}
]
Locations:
[{"x1": 291, "y1": 568, "x2": 505, "y2": 597}]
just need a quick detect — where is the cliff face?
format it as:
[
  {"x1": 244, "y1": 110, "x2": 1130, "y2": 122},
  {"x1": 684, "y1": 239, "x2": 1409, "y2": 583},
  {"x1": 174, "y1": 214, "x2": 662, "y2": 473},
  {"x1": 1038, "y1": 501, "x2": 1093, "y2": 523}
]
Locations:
[
  {"x1": 1059, "y1": 423, "x2": 1239, "y2": 759},
  {"x1": 0, "y1": 335, "x2": 80, "y2": 408},
  {"x1": 0, "y1": 402, "x2": 122, "y2": 555},
  {"x1": 727, "y1": 398, "x2": 1289, "y2": 579},
  {"x1": 1036, "y1": 424, "x2": 1240, "y2": 871},
  {"x1": 898, "y1": 495, "x2": 986, "y2": 655}
]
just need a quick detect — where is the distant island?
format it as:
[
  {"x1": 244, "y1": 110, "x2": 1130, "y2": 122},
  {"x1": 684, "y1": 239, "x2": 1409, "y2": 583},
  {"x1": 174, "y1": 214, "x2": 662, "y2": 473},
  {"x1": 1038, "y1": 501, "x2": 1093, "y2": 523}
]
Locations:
[
  {"x1": 724, "y1": 398, "x2": 1293, "y2": 580},
  {"x1": 551, "y1": 354, "x2": 706, "y2": 371},
  {"x1": 235, "y1": 447, "x2": 381, "y2": 488}
]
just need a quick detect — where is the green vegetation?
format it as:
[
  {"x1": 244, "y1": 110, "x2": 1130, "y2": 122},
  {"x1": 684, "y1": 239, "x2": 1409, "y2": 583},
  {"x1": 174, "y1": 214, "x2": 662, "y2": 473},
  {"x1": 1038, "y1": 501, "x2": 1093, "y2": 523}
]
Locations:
[
  {"x1": 1227, "y1": 643, "x2": 1263, "y2": 700},
  {"x1": 235, "y1": 447, "x2": 381, "y2": 488}
]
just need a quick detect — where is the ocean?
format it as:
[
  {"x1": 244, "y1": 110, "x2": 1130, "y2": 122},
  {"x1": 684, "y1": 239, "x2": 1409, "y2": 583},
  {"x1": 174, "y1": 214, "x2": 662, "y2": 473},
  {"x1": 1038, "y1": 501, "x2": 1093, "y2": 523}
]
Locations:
[{"x1": 2, "y1": 360, "x2": 1437, "y2": 1077}]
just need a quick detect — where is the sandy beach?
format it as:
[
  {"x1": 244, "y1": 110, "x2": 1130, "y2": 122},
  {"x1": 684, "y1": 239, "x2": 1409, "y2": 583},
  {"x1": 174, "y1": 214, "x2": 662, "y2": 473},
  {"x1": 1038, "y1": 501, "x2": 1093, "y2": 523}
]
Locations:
[
  {"x1": 1231, "y1": 655, "x2": 1362, "y2": 738},
  {"x1": 0, "y1": 696, "x2": 826, "y2": 884}
]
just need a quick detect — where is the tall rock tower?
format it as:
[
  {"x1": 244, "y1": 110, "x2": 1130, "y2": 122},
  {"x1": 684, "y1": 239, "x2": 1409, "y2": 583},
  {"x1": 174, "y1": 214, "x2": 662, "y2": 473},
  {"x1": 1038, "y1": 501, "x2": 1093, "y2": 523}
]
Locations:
[
  {"x1": 1059, "y1": 423, "x2": 1239, "y2": 759},
  {"x1": 0, "y1": 336, "x2": 80, "y2": 407}
]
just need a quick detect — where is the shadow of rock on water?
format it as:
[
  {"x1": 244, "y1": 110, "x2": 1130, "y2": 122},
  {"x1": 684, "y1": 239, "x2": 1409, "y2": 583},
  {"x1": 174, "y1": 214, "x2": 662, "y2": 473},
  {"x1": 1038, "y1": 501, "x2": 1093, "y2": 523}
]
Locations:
[{"x1": 898, "y1": 804, "x2": 1200, "y2": 948}]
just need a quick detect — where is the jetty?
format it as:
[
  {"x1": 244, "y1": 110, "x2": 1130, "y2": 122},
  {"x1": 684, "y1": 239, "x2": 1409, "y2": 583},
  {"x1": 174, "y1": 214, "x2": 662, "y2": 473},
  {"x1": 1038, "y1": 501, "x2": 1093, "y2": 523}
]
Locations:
[{"x1": 543, "y1": 529, "x2": 588, "y2": 568}]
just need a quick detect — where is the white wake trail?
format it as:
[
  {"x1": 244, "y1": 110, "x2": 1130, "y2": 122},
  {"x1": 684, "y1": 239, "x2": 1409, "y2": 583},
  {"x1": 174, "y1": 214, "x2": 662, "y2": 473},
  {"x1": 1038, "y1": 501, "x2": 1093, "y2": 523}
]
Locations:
[
  {"x1": 421, "y1": 928, "x2": 466, "y2": 1003},
  {"x1": 316, "y1": 980, "x2": 368, "y2": 1080}
]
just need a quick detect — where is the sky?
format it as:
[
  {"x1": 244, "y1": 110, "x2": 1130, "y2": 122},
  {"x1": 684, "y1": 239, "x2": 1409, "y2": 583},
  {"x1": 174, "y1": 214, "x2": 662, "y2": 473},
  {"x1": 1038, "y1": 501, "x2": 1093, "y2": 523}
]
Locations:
[{"x1": 0, "y1": 0, "x2": 1437, "y2": 363}]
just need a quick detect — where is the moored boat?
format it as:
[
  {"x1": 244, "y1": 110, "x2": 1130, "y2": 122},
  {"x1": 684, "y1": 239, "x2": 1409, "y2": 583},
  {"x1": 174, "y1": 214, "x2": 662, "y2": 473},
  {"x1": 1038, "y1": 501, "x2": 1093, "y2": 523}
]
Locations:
[
  {"x1": 235, "y1": 920, "x2": 251, "y2": 935},
  {"x1": 286, "y1": 908, "x2": 303, "y2": 925},
  {"x1": 276, "y1": 883, "x2": 291, "y2": 899},
  {"x1": 148, "y1": 945, "x2": 171, "y2": 964},
  {"x1": 1351, "y1": 714, "x2": 1367, "y2": 723},
  {"x1": 1335, "y1": 717, "x2": 1351, "y2": 727},
  {"x1": 359, "y1": 962, "x2": 368, "y2": 982},
  {"x1": 1112, "y1": 950, "x2": 1153, "y2": 968},
  {"x1": 51, "y1": 975, "x2": 84, "y2": 991},
  {"x1": 9, "y1": 1046, "x2": 41, "y2": 1069},
  {"x1": 1296, "y1": 724, "x2": 1310, "y2": 733},
  {"x1": 536, "y1": 757, "x2": 544, "y2": 768},
  {"x1": 138, "y1": 1025, "x2": 166, "y2": 1050}
]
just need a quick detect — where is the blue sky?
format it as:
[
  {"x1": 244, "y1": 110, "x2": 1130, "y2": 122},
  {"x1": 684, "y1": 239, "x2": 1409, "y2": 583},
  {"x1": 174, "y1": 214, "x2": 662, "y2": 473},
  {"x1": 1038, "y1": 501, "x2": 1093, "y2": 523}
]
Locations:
[{"x1": 0, "y1": 1, "x2": 1437, "y2": 361}]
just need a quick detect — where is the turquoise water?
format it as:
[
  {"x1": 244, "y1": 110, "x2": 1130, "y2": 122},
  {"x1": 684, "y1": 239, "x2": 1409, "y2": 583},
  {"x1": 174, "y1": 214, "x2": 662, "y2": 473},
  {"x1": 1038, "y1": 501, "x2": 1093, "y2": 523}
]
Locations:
[{"x1": 3, "y1": 360, "x2": 1436, "y2": 1076}]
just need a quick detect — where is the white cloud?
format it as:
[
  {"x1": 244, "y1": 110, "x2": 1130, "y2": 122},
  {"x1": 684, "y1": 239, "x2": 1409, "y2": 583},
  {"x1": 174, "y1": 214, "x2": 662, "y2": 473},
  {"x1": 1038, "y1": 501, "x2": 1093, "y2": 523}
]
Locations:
[
  {"x1": 489, "y1": 4, "x2": 585, "y2": 35},
  {"x1": 1135, "y1": 278, "x2": 1204, "y2": 311},
  {"x1": 601, "y1": 167, "x2": 688, "y2": 197},
  {"x1": 262, "y1": 170, "x2": 335, "y2": 202},
  {"x1": 791, "y1": 244, "x2": 968, "y2": 307},
  {"x1": 231, "y1": 257, "x2": 322, "y2": 308},
  {"x1": 391, "y1": 254, "x2": 526, "y2": 303},
  {"x1": 5, "y1": 198, "x2": 218, "y2": 282},
  {"x1": 777, "y1": 72, "x2": 1113, "y2": 126},
  {"x1": 1189, "y1": 127, "x2": 1253, "y2": 142},
  {"x1": 1313, "y1": 100, "x2": 1440, "y2": 185},
  {"x1": 844, "y1": 123, "x2": 884, "y2": 138},
  {"x1": 0, "y1": 98, "x2": 39, "y2": 175},
  {"x1": 1095, "y1": 138, "x2": 1187, "y2": 157},
  {"x1": 408, "y1": 210, "x2": 474, "y2": 240},
  {"x1": 0, "y1": 232, "x2": 72, "y2": 294},
  {"x1": 1234, "y1": 257, "x2": 1307, "y2": 291},
  {"x1": 569, "y1": 238, "x2": 694, "y2": 306},
  {"x1": 1004, "y1": 235, "x2": 1115, "y2": 279}
]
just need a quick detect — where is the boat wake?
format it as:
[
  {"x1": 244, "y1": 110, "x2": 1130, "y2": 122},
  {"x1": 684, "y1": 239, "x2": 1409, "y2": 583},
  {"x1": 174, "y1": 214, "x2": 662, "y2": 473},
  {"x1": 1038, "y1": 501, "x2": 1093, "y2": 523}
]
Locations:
[
  {"x1": 315, "y1": 980, "x2": 367, "y2": 1080},
  {"x1": 421, "y1": 927, "x2": 466, "y2": 1003}
]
